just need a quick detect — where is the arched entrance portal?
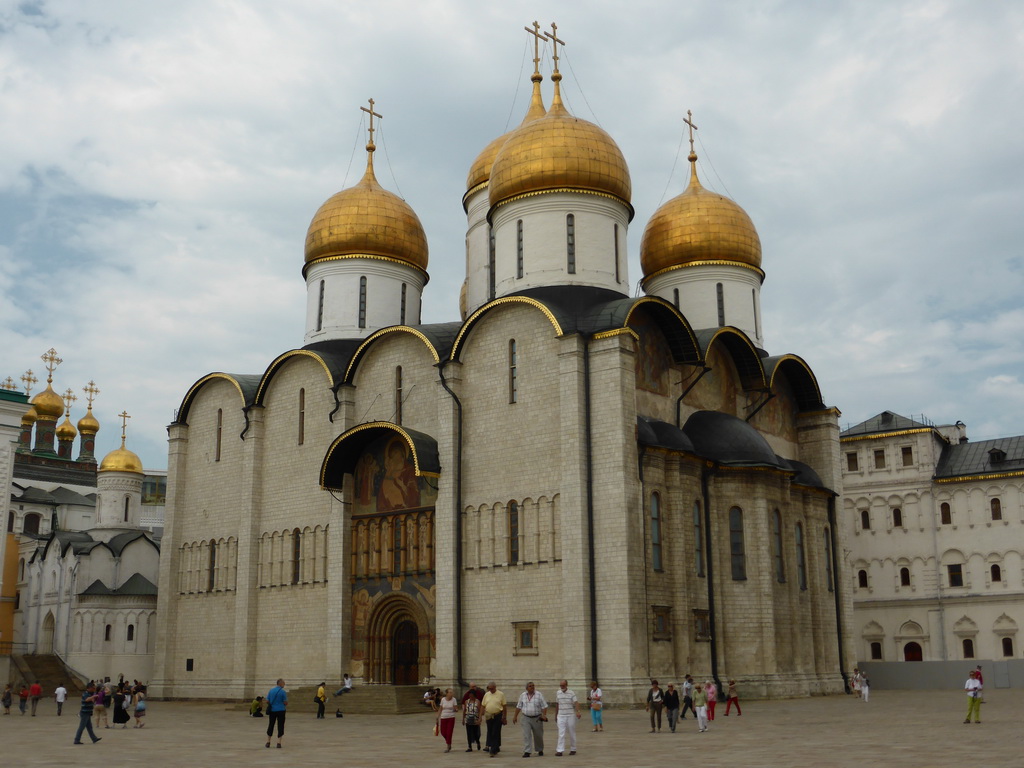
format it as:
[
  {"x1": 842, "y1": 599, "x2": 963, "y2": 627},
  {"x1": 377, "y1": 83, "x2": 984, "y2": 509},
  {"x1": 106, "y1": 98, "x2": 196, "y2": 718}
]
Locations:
[
  {"x1": 393, "y1": 620, "x2": 419, "y2": 685},
  {"x1": 903, "y1": 641, "x2": 923, "y2": 661},
  {"x1": 365, "y1": 593, "x2": 430, "y2": 684},
  {"x1": 40, "y1": 612, "x2": 55, "y2": 654}
]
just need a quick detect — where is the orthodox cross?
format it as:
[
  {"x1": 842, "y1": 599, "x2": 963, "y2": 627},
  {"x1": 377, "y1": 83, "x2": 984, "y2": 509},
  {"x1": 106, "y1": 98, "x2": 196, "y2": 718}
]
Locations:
[
  {"x1": 1, "y1": 377, "x2": 15, "y2": 391},
  {"x1": 40, "y1": 347, "x2": 62, "y2": 382},
  {"x1": 118, "y1": 410, "x2": 131, "y2": 441},
  {"x1": 62, "y1": 388, "x2": 78, "y2": 416},
  {"x1": 684, "y1": 110, "x2": 699, "y2": 155},
  {"x1": 525, "y1": 20, "x2": 545, "y2": 74},
  {"x1": 20, "y1": 369, "x2": 38, "y2": 395},
  {"x1": 83, "y1": 380, "x2": 100, "y2": 408},
  {"x1": 545, "y1": 22, "x2": 565, "y2": 74},
  {"x1": 360, "y1": 98, "x2": 382, "y2": 149}
]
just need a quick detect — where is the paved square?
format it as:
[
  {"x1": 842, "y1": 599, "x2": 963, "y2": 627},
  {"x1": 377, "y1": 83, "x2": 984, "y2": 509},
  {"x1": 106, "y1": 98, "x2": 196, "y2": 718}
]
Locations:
[{"x1": 0, "y1": 690, "x2": 1018, "y2": 767}]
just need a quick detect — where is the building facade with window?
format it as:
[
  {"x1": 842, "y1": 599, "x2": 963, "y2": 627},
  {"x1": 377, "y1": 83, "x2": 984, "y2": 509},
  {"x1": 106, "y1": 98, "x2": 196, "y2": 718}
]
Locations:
[
  {"x1": 153, "y1": 32, "x2": 847, "y2": 703},
  {"x1": 841, "y1": 411, "x2": 1024, "y2": 671}
]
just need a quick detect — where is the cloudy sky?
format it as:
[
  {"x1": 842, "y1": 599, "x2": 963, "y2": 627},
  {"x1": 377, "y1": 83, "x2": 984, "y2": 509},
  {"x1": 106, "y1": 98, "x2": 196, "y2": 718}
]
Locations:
[{"x1": 2, "y1": 0, "x2": 1022, "y2": 469}]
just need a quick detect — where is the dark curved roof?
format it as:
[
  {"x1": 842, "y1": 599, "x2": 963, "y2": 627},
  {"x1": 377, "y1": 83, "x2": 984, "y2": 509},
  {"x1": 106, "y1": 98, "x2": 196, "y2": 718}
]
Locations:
[
  {"x1": 175, "y1": 372, "x2": 261, "y2": 425},
  {"x1": 39, "y1": 531, "x2": 94, "y2": 560},
  {"x1": 763, "y1": 355, "x2": 825, "y2": 411},
  {"x1": 682, "y1": 410, "x2": 782, "y2": 468},
  {"x1": 637, "y1": 416, "x2": 696, "y2": 454},
  {"x1": 694, "y1": 328, "x2": 767, "y2": 390},
  {"x1": 344, "y1": 322, "x2": 463, "y2": 384},
  {"x1": 783, "y1": 458, "x2": 827, "y2": 489},
  {"x1": 17, "y1": 486, "x2": 56, "y2": 504},
  {"x1": 107, "y1": 531, "x2": 159, "y2": 556},
  {"x1": 320, "y1": 422, "x2": 441, "y2": 491},
  {"x1": 80, "y1": 573, "x2": 158, "y2": 597},
  {"x1": 254, "y1": 342, "x2": 360, "y2": 405}
]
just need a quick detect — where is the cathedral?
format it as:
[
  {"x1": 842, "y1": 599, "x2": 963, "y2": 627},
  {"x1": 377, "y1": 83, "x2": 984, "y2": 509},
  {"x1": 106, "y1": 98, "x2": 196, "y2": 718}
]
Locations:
[{"x1": 152, "y1": 27, "x2": 850, "y2": 702}]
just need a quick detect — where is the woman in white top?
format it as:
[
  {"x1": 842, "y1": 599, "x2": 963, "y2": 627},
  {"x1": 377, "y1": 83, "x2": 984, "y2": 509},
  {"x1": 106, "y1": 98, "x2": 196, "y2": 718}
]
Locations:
[
  {"x1": 436, "y1": 688, "x2": 458, "y2": 752},
  {"x1": 587, "y1": 681, "x2": 603, "y2": 732}
]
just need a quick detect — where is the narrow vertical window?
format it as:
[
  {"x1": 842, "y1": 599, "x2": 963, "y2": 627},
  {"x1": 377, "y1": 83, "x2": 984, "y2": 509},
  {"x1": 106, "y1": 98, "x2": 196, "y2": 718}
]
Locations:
[
  {"x1": 508, "y1": 501, "x2": 520, "y2": 565},
  {"x1": 215, "y1": 408, "x2": 223, "y2": 462},
  {"x1": 400, "y1": 283, "x2": 407, "y2": 325},
  {"x1": 795, "y1": 522, "x2": 807, "y2": 590},
  {"x1": 614, "y1": 223, "x2": 620, "y2": 283},
  {"x1": 858, "y1": 569, "x2": 868, "y2": 589},
  {"x1": 358, "y1": 276, "x2": 367, "y2": 329},
  {"x1": 870, "y1": 642, "x2": 882, "y2": 660},
  {"x1": 673, "y1": 288, "x2": 680, "y2": 308},
  {"x1": 126, "y1": 624, "x2": 135, "y2": 642},
  {"x1": 393, "y1": 519, "x2": 403, "y2": 574},
  {"x1": 650, "y1": 493, "x2": 663, "y2": 571},
  {"x1": 892, "y1": 508, "x2": 903, "y2": 528},
  {"x1": 292, "y1": 528, "x2": 301, "y2": 585},
  {"x1": 874, "y1": 449, "x2": 886, "y2": 469},
  {"x1": 962, "y1": 638, "x2": 974, "y2": 658},
  {"x1": 488, "y1": 225, "x2": 496, "y2": 300},
  {"x1": 297, "y1": 388, "x2": 305, "y2": 445},
  {"x1": 208, "y1": 539, "x2": 217, "y2": 591},
  {"x1": 772, "y1": 509, "x2": 784, "y2": 582},
  {"x1": 991, "y1": 563, "x2": 1002, "y2": 582},
  {"x1": 105, "y1": 625, "x2": 112, "y2": 641},
  {"x1": 846, "y1": 452, "x2": 859, "y2": 471},
  {"x1": 1002, "y1": 637, "x2": 1014, "y2": 657},
  {"x1": 940, "y1": 502, "x2": 952, "y2": 525},
  {"x1": 729, "y1": 507, "x2": 745, "y2": 580},
  {"x1": 901, "y1": 446, "x2": 914, "y2": 466},
  {"x1": 566, "y1": 214, "x2": 576, "y2": 274},
  {"x1": 316, "y1": 280, "x2": 325, "y2": 331},
  {"x1": 991, "y1": 498, "x2": 1002, "y2": 521},
  {"x1": 508, "y1": 339, "x2": 518, "y2": 404},
  {"x1": 715, "y1": 283, "x2": 725, "y2": 326},
  {"x1": 693, "y1": 501, "x2": 704, "y2": 577},
  {"x1": 824, "y1": 527, "x2": 834, "y2": 592},
  {"x1": 900, "y1": 567, "x2": 911, "y2": 586},
  {"x1": 395, "y1": 367, "x2": 403, "y2": 425},
  {"x1": 124, "y1": 496, "x2": 130, "y2": 522},
  {"x1": 860, "y1": 510, "x2": 870, "y2": 530},
  {"x1": 752, "y1": 289, "x2": 760, "y2": 339},
  {"x1": 516, "y1": 219, "x2": 524, "y2": 279}
]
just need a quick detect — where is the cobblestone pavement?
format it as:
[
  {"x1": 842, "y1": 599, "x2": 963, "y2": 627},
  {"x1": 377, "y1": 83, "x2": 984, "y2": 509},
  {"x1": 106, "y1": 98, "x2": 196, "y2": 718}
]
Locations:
[{"x1": 0, "y1": 689, "x2": 1018, "y2": 767}]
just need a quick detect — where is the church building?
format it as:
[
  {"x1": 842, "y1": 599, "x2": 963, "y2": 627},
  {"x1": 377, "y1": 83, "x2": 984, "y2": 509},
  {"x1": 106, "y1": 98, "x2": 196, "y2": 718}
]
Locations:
[{"x1": 153, "y1": 27, "x2": 849, "y2": 702}]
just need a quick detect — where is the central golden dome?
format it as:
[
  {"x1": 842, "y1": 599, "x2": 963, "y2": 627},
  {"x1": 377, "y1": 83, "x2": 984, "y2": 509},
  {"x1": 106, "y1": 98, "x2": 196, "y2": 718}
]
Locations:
[
  {"x1": 56, "y1": 416, "x2": 78, "y2": 441},
  {"x1": 304, "y1": 153, "x2": 428, "y2": 273},
  {"x1": 99, "y1": 440, "x2": 144, "y2": 474},
  {"x1": 640, "y1": 155, "x2": 761, "y2": 279},
  {"x1": 489, "y1": 83, "x2": 631, "y2": 210},
  {"x1": 31, "y1": 383, "x2": 65, "y2": 419}
]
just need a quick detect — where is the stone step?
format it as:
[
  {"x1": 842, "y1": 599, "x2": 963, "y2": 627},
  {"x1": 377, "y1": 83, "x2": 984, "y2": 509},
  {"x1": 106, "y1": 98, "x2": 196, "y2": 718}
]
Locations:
[{"x1": 235, "y1": 685, "x2": 430, "y2": 715}]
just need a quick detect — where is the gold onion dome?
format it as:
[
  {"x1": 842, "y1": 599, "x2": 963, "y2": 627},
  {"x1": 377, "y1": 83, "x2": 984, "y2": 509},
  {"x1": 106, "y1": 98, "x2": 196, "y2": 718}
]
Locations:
[
  {"x1": 99, "y1": 439, "x2": 144, "y2": 474},
  {"x1": 21, "y1": 405, "x2": 38, "y2": 425},
  {"x1": 77, "y1": 407, "x2": 100, "y2": 434},
  {"x1": 640, "y1": 152, "x2": 762, "y2": 279},
  {"x1": 304, "y1": 150, "x2": 428, "y2": 273},
  {"x1": 56, "y1": 416, "x2": 77, "y2": 440},
  {"x1": 488, "y1": 77, "x2": 631, "y2": 209},
  {"x1": 31, "y1": 383, "x2": 65, "y2": 419}
]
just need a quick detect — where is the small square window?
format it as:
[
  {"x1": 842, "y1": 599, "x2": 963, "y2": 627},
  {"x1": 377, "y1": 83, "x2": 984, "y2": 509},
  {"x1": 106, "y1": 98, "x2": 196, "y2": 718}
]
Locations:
[
  {"x1": 652, "y1": 606, "x2": 672, "y2": 641},
  {"x1": 693, "y1": 609, "x2": 710, "y2": 642},
  {"x1": 846, "y1": 452, "x2": 859, "y2": 472},
  {"x1": 513, "y1": 621, "x2": 539, "y2": 656},
  {"x1": 901, "y1": 446, "x2": 913, "y2": 466},
  {"x1": 874, "y1": 450, "x2": 886, "y2": 469},
  {"x1": 186, "y1": 658, "x2": 195, "y2": 672},
  {"x1": 947, "y1": 564, "x2": 964, "y2": 588}
]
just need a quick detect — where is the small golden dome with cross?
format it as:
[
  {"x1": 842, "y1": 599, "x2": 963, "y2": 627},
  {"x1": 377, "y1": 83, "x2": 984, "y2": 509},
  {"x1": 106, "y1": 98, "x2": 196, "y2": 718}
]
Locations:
[
  {"x1": 100, "y1": 411, "x2": 144, "y2": 474},
  {"x1": 31, "y1": 383, "x2": 65, "y2": 419}
]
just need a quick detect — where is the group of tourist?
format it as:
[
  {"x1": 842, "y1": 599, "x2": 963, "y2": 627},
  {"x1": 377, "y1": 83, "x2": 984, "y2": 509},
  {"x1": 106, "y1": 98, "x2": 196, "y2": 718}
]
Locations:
[
  {"x1": 645, "y1": 677, "x2": 740, "y2": 735},
  {"x1": 850, "y1": 668, "x2": 870, "y2": 701},
  {"x1": 73, "y1": 680, "x2": 147, "y2": 744}
]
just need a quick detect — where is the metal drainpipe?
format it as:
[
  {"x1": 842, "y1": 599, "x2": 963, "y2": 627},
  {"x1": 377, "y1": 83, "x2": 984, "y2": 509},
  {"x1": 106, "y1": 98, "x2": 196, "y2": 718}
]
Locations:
[
  {"x1": 437, "y1": 362, "x2": 465, "y2": 686},
  {"x1": 701, "y1": 463, "x2": 722, "y2": 695},
  {"x1": 583, "y1": 337, "x2": 598, "y2": 684},
  {"x1": 676, "y1": 367, "x2": 710, "y2": 428},
  {"x1": 827, "y1": 495, "x2": 850, "y2": 693}
]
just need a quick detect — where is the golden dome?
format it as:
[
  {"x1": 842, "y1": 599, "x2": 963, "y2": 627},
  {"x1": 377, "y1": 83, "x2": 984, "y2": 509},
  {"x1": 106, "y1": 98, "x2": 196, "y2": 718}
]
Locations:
[
  {"x1": 640, "y1": 155, "x2": 762, "y2": 279},
  {"x1": 304, "y1": 152, "x2": 428, "y2": 273},
  {"x1": 99, "y1": 440, "x2": 144, "y2": 475},
  {"x1": 489, "y1": 78, "x2": 631, "y2": 210},
  {"x1": 77, "y1": 407, "x2": 100, "y2": 434},
  {"x1": 31, "y1": 382, "x2": 65, "y2": 419},
  {"x1": 56, "y1": 416, "x2": 78, "y2": 441},
  {"x1": 21, "y1": 405, "x2": 38, "y2": 426}
]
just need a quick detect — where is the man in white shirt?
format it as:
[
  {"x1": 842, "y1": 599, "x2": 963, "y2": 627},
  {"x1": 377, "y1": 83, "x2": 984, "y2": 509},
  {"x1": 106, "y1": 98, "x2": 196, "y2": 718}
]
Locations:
[
  {"x1": 53, "y1": 684, "x2": 67, "y2": 716},
  {"x1": 512, "y1": 682, "x2": 548, "y2": 758},
  {"x1": 553, "y1": 680, "x2": 581, "y2": 756},
  {"x1": 963, "y1": 670, "x2": 982, "y2": 724}
]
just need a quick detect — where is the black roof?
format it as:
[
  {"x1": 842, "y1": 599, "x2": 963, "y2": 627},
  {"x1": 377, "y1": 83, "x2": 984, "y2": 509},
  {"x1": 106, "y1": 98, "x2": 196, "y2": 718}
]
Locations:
[
  {"x1": 935, "y1": 435, "x2": 1024, "y2": 479},
  {"x1": 79, "y1": 573, "x2": 158, "y2": 597},
  {"x1": 683, "y1": 410, "x2": 782, "y2": 469},
  {"x1": 842, "y1": 411, "x2": 932, "y2": 438}
]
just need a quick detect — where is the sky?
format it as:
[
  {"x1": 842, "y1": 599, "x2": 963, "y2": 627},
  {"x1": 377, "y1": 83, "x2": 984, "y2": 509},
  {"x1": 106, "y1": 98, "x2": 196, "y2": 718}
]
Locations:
[{"x1": 1, "y1": 0, "x2": 1022, "y2": 470}]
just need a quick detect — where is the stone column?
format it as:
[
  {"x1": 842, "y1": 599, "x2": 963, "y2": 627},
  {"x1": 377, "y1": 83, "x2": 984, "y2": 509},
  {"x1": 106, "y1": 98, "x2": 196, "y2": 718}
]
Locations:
[{"x1": 432, "y1": 361, "x2": 462, "y2": 683}]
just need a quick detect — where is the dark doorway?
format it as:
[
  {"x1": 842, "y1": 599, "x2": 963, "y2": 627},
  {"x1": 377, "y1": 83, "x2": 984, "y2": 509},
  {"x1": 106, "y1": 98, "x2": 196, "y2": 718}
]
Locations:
[
  {"x1": 392, "y1": 620, "x2": 419, "y2": 684},
  {"x1": 903, "y1": 641, "x2": 923, "y2": 661}
]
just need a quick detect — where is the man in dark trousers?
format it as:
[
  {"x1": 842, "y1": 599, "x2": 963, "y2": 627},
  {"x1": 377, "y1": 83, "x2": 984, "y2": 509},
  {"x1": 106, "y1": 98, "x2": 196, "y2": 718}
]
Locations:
[{"x1": 73, "y1": 682, "x2": 101, "y2": 745}]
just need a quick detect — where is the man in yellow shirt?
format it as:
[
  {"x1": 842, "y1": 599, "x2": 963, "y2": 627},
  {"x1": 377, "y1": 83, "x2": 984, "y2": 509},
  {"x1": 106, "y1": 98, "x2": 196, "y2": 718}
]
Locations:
[
  {"x1": 315, "y1": 682, "x2": 327, "y2": 719},
  {"x1": 481, "y1": 681, "x2": 507, "y2": 757}
]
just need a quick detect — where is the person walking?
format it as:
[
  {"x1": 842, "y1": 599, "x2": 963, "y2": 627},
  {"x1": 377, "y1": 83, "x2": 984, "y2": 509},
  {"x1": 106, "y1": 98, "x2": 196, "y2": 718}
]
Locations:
[
  {"x1": 705, "y1": 680, "x2": 718, "y2": 721},
  {"x1": 851, "y1": 668, "x2": 862, "y2": 697},
  {"x1": 461, "y1": 684, "x2": 483, "y2": 752},
  {"x1": 963, "y1": 670, "x2": 982, "y2": 724},
  {"x1": 680, "y1": 675, "x2": 695, "y2": 720},
  {"x1": 693, "y1": 683, "x2": 709, "y2": 733},
  {"x1": 2, "y1": 683, "x2": 12, "y2": 715},
  {"x1": 264, "y1": 679, "x2": 287, "y2": 748},
  {"x1": 861, "y1": 673, "x2": 870, "y2": 702},
  {"x1": 436, "y1": 688, "x2": 459, "y2": 753},
  {"x1": 724, "y1": 679, "x2": 741, "y2": 715},
  {"x1": 18, "y1": 683, "x2": 28, "y2": 714},
  {"x1": 513, "y1": 681, "x2": 548, "y2": 757},
  {"x1": 132, "y1": 685, "x2": 147, "y2": 728},
  {"x1": 112, "y1": 685, "x2": 131, "y2": 728},
  {"x1": 481, "y1": 681, "x2": 507, "y2": 757},
  {"x1": 587, "y1": 681, "x2": 603, "y2": 732},
  {"x1": 54, "y1": 682, "x2": 68, "y2": 717},
  {"x1": 29, "y1": 680, "x2": 42, "y2": 716},
  {"x1": 645, "y1": 679, "x2": 664, "y2": 732},
  {"x1": 554, "y1": 680, "x2": 581, "y2": 756},
  {"x1": 73, "y1": 682, "x2": 102, "y2": 745},
  {"x1": 93, "y1": 684, "x2": 109, "y2": 729},
  {"x1": 315, "y1": 682, "x2": 327, "y2": 719},
  {"x1": 664, "y1": 683, "x2": 681, "y2": 733}
]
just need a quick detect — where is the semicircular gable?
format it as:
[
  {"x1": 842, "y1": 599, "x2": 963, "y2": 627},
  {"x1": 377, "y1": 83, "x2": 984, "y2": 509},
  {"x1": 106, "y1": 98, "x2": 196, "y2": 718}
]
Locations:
[
  {"x1": 695, "y1": 327, "x2": 766, "y2": 390},
  {"x1": 255, "y1": 349, "x2": 338, "y2": 406},
  {"x1": 344, "y1": 324, "x2": 457, "y2": 384},
  {"x1": 320, "y1": 421, "x2": 440, "y2": 491},
  {"x1": 763, "y1": 354, "x2": 825, "y2": 411},
  {"x1": 451, "y1": 296, "x2": 564, "y2": 361},
  {"x1": 177, "y1": 373, "x2": 260, "y2": 425},
  {"x1": 586, "y1": 296, "x2": 700, "y2": 365}
]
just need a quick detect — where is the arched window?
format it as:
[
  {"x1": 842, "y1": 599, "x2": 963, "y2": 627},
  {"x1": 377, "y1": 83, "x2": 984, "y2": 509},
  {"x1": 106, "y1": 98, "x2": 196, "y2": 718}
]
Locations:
[
  {"x1": 1002, "y1": 637, "x2": 1014, "y2": 657},
  {"x1": 291, "y1": 528, "x2": 301, "y2": 585},
  {"x1": 991, "y1": 498, "x2": 1002, "y2": 521},
  {"x1": 516, "y1": 220, "x2": 524, "y2": 278},
  {"x1": 693, "y1": 501, "x2": 704, "y2": 577},
  {"x1": 208, "y1": 539, "x2": 218, "y2": 591},
  {"x1": 823, "y1": 527, "x2": 834, "y2": 592},
  {"x1": 795, "y1": 522, "x2": 807, "y2": 590},
  {"x1": 860, "y1": 510, "x2": 870, "y2": 530},
  {"x1": 316, "y1": 279, "x2": 325, "y2": 331},
  {"x1": 127, "y1": 624, "x2": 135, "y2": 642},
  {"x1": 215, "y1": 408, "x2": 223, "y2": 462},
  {"x1": 892, "y1": 508, "x2": 903, "y2": 528},
  {"x1": 23, "y1": 514, "x2": 39, "y2": 535},
  {"x1": 104, "y1": 624, "x2": 112, "y2": 642},
  {"x1": 508, "y1": 501, "x2": 520, "y2": 565},
  {"x1": 614, "y1": 223, "x2": 621, "y2": 283},
  {"x1": 903, "y1": 641, "x2": 923, "y2": 661},
  {"x1": 566, "y1": 214, "x2": 576, "y2": 274},
  {"x1": 508, "y1": 340, "x2": 518, "y2": 404},
  {"x1": 900, "y1": 567, "x2": 911, "y2": 586},
  {"x1": 857, "y1": 569, "x2": 868, "y2": 589},
  {"x1": 650, "y1": 493, "x2": 663, "y2": 571},
  {"x1": 940, "y1": 502, "x2": 952, "y2": 525},
  {"x1": 488, "y1": 225, "x2": 496, "y2": 300},
  {"x1": 729, "y1": 507, "x2": 745, "y2": 580},
  {"x1": 297, "y1": 388, "x2": 305, "y2": 445},
  {"x1": 771, "y1": 510, "x2": 785, "y2": 582},
  {"x1": 124, "y1": 496, "x2": 130, "y2": 522},
  {"x1": 991, "y1": 563, "x2": 1002, "y2": 582},
  {"x1": 716, "y1": 283, "x2": 725, "y2": 325},
  {"x1": 358, "y1": 276, "x2": 367, "y2": 329},
  {"x1": 400, "y1": 283, "x2": 407, "y2": 325},
  {"x1": 393, "y1": 519, "x2": 403, "y2": 574},
  {"x1": 394, "y1": 367, "x2": 403, "y2": 425},
  {"x1": 870, "y1": 641, "x2": 882, "y2": 660},
  {"x1": 962, "y1": 638, "x2": 974, "y2": 659}
]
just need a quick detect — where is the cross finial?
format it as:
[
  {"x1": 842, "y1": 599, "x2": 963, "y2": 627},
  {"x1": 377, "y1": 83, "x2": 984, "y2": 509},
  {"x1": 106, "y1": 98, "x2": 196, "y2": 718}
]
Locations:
[
  {"x1": 83, "y1": 380, "x2": 100, "y2": 408},
  {"x1": 525, "y1": 21, "x2": 545, "y2": 77},
  {"x1": 62, "y1": 388, "x2": 78, "y2": 416},
  {"x1": 21, "y1": 369, "x2": 38, "y2": 395},
  {"x1": 360, "y1": 98, "x2": 382, "y2": 152},
  {"x1": 684, "y1": 110, "x2": 699, "y2": 158},
  {"x1": 118, "y1": 410, "x2": 131, "y2": 442},
  {"x1": 1, "y1": 377, "x2": 15, "y2": 391},
  {"x1": 545, "y1": 22, "x2": 565, "y2": 76},
  {"x1": 40, "y1": 348, "x2": 62, "y2": 382}
]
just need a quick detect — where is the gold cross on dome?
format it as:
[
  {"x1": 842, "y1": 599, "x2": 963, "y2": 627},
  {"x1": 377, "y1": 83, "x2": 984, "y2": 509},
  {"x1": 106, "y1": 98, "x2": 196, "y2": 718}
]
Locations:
[
  {"x1": 525, "y1": 20, "x2": 545, "y2": 75},
  {"x1": 21, "y1": 369, "x2": 38, "y2": 395},
  {"x1": 1, "y1": 376, "x2": 15, "y2": 391},
  {"x1": 40, "y1": 348, "x2": 62, "y2": 381},
  {"x1": 545, "y1": 22, "x2": 565, "y2": 74},
  {"x1": 684, "y1": 110, "x2": 699, "y2": 155},
  {"x1": 118, "y1": 410, "x2": 131, "y2": 441},
  {"x1": 62, "y1": 388, "x2": 78, "y2": 415},
  {"x1": 83, "y1": 380, "x2": 100, "y2": 408},
  {"x1": 360, "y1": 98, "x2": 382, "y2": 149}
]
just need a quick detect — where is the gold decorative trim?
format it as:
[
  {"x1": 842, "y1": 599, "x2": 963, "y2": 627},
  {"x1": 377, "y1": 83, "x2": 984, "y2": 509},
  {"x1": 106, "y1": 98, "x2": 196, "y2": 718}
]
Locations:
[
  {"x1": 623, "y1": 296, "x2": 699, "y2": 353},
  {"x1": 841, "y1": 428, "x2": 934, "y2": 443},
  {"x1": 181, "y1": 372, "x2": 246, "y2": 415},
  {"x1": 462, "y1": 180, "x2": 490, "y2": 208},
  {"x1": 593, "y1": 327, "x2": 639, "y2": 341},
  {"x1": 302, "y1": 252, "x2": 430, "y2": 281},
  {"x1": 935, "y1": 470, "x2": 1024, "y2": 484},
  {"x1": 345, "y1": 326, "x2": 441, "y2": 381},
  {"x1": 701, "y1": 328, "x2": 768, "y2": 388},
  {"x1": 452, "y1": 296, "x2": 564, "y2": 358},
  {"x1": 641, "y1": 259, "x2": 766, "y2": 286},
  {"x1": 320, "y1": 421, "x2": 439, "y2": 489},
  {"x1": 766, "y1": 354, "x2": 822, "y2": 403},
  {"x1": 490, "y1": 186, "x2": 634, "y2": 217},
  {"x1": 256, "y1": 350, "x2": 335, "y2": 402}
]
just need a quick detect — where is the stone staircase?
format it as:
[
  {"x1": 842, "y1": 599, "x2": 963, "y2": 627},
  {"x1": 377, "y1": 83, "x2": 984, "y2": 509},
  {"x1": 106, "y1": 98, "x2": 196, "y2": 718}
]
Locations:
[
  {"x1": 12, "y1": 654, "x2": 86, "y2": 696},
  {"x1": 239, "y1": 685, "x2": 428, "y2": 715}
]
